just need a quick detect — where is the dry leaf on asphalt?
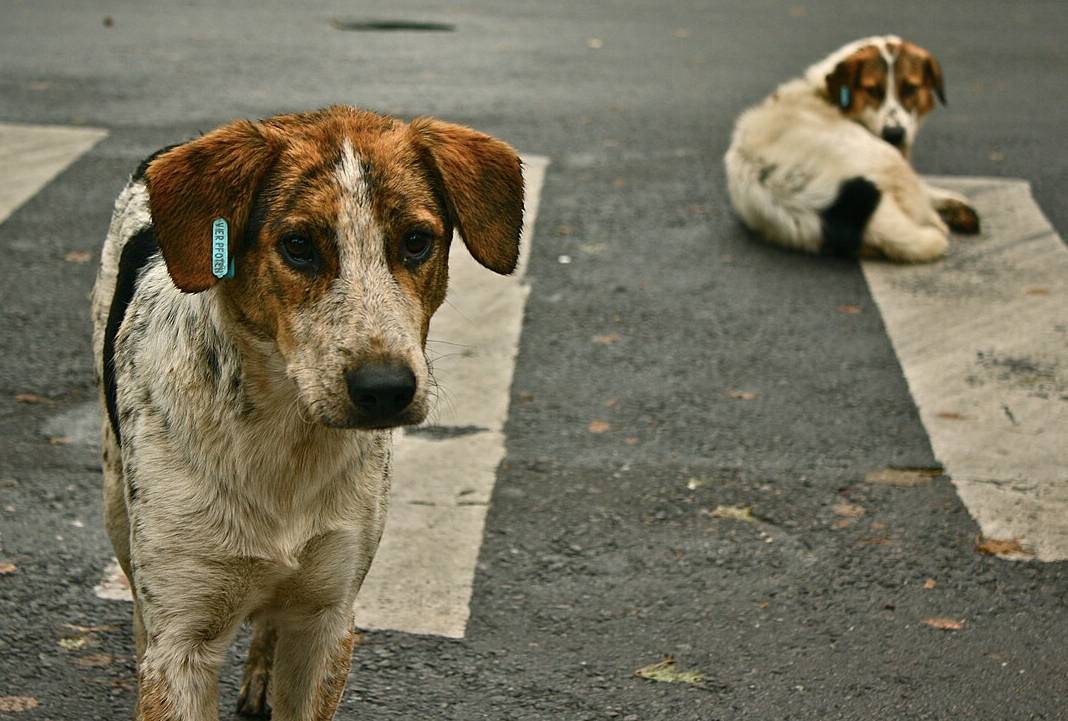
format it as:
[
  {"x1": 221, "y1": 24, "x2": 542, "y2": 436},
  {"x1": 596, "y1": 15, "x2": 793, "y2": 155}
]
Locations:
[
  {"x1": 624, "y1": 436, "x2": 639, "y2": 445},
  {"x1": 705, "y1": 505, "x2": 755, "y2": 522},
  {"x1": 832, "y1": 502, "x2": 865, "y2": 518},
  {"x1": 0, "y1": 562, "x2": 16, "y2": 574},
  {"x1": 74, "y1": 654, "x2": 115, "y2": 668},
  {"x1": 836, "y1": 304, "x2": 863, "y2": 314},
  {"x1": 58, "y1": 636, "x2": 91, "y2": 651},
  {"x1": 0, "y1": 697, "x2": 39, "y2": 713},
  {"x1": 588, "y1": 420, "x2": 611, "y2": 433},
  {"x1": 48, "y1": 436, "x2": 73, "y2": 446},
  {"x1": 592, "y1": 333, "x2": 622, "y2": 345},
  {"x1": 64, "y1": 250, "x2": 92, "y2": 263},
  {"x1": 865, "y1": 468, "x2": 940, "y2": 487},
  {"x1": 727, "y1": 390, "x2": 758, "y2": 400},
  {"x1": 923, "y1": 617, "x2": 963, "y2": 630},
  {"x1": 923, "y1": 578, "x2": 937, "y2": 590},
  {"x1": 14, "y1": 393, "x2": 49, "y2": 404},
  {"x1": 975, "y1": 535, "x2": 1032, "y2": 557},
  {"x1": 936, "y1": 411, "x2": 967, "y2": 421},
  {"x1": 634, "y1": 656, "x2": 704, "y2": 685}
]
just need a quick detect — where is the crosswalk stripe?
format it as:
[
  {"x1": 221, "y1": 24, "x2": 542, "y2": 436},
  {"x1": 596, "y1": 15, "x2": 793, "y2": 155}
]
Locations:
[
  {"x1": 863, "y1": 177, "x2": 1068, "y2": 561},
  {"x1": 355, "y1": 155, "x2": 549, "y2": 637},
  {"x1": 0, "y1": 122, "x2": 107, "y2": 223}
]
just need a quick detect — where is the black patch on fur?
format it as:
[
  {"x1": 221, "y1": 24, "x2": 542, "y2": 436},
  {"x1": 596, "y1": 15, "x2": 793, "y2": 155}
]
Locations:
[
  {"x1": 406, "y1": 424, "x2": 489, "y2": 440},
  {"x1": 132, "y1": 143, "x2": 183, "y2": 181},
  {"x1": 103, "y1": 228, "x2": 159, "y2": 446},
  {"x1": 820, "y1": 177, "x2": 881, "y2": 256}
]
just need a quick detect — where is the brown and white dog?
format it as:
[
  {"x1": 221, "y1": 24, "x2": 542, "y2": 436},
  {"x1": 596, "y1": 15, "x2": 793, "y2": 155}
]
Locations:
[
  {"x1": 725, "y1": 36, "x2": 979, "y2": 262},
  {"x1": 90, "y1": 107, "x2": 523, "y2": 720}
]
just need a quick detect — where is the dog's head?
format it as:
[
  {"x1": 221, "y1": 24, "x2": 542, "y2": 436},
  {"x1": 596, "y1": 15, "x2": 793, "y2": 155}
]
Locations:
[
  {"x1": 142, "y1": 107, "x2": 523, "y2": 429},
  {"x1": 814, "y1": 36, "x2": 946, "y2": 156}
]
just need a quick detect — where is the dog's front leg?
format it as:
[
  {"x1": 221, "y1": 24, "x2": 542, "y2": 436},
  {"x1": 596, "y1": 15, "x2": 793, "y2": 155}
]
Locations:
[
  {"x1": 924, "y1": 182, "x2": 981, "y2": 234},
  {"x1": 132, "y1": 563, "x2": 249, "y2": 721},
  {"x1": 269, "y1": 607, "x2": 356, "y2": 721}
]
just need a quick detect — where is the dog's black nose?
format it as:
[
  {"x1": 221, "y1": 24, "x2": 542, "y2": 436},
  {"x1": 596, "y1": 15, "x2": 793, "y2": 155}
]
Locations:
[
  {"x1": 346, "y1": 362, "x2": 416, "y2": 422},
  {"x1": 881, "y1": 126, "x2": 906, "y2": 147}
]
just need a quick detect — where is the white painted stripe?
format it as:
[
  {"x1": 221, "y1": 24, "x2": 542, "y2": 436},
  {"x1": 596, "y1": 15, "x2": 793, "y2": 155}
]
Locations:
[
  {"x1": 354, "y1": 154, "x2": 549, "y2": 637},
  {"x1": 0, "y1": 122, "x2": 108, "y2": 223},
  {"x1": 863, "y1": 177, "x2": 1068, "y2": 561}
]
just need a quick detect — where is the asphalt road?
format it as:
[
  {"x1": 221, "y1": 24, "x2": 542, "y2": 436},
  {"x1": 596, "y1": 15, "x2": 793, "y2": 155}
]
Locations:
[{"x1": 1, "y1": 1, "x2": 1067, "y2": 720}]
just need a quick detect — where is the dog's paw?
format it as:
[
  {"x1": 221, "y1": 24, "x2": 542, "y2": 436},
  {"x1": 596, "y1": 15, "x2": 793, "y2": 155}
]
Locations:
[
  {"x1": 938, "y1": 199, "x2": 981, "y2": 235},
  {"x1": 236, "y1": 671, "x2": 271, "y2": 718}
]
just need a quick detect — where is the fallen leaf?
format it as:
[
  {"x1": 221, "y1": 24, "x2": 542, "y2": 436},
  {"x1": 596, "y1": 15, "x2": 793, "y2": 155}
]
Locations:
[
  {"x1": 59, "y1": 636, "x2": 91, "y2": 651},
  {"x1": 832, "y1": 502, "x2": 865, "y2": 518},
  {"x1": 578, "y1": 242, "x2": 607, "y2": 254},
  {"x1": 586, "y1": 37, "x2": 603, "y2": 49},
  {"x1": 836, "y1": 304, "x2": 863, "y2": 314},
  {"x1": 923, "y1": 617, "x2": 963, "y2": 631},
  {"x1": 63, "y1": 624, "x2": 115, "y2": 634},
  {"x1": 865, "y1": 467, "x2": 940, "y2": 487},
  {"x1": 603, "y1": 398, "x2": 619, "y2": 408},
  {"x1": 592, "y1": 333, "x2": 622, "y2": 345},
  {"x1": 831, "y1": 518, "x2": 852, "y2": 530},
  {"x1": 727, "y1": 390, "x2": 758, "y2": 400},
  {"x1": 64, "y1": 250, "x2": 91, "y2": 263},
  {"x1": 686, "y1": 477, "x2": 707, "y2": 491},
  {"x1": 74, "y1": 654, "x2": 114, "y2": 668},
  {"x1": 1024, "y1": 287, "x2": 1049, "y2": 296},
  {"x1": 975, "y1": 535, "x2": 1032, "y2": 557},
  {"x1": 706, "y1": 505, "x2": 755, "y2": 522},
  {"x1": 48, "y1": 436, "x2": 73, "y2": 446},
  {"x1": 923, "y1": 578, "x2": 937, "y2": 590},
  {"x1": 624, "y1": 436, "x2": 639, "y2": 446},
  {"x1": 14, "y1": 393, "x2": 49, "y2": 404},
  {"x1": 588, "y1": 420, "x2": 611, "y2": 433},
  {"x1": 634, "y1": 656, "x2": 704, "y2": 685},
  {"x1": 0, "y1": 697, "x2": 39, "y2": 712},
  {"x1": 612, "y1": 177, "x2": 627, "y2": 188},
  {"x1": 936, "y1": 411, "x2": 968, "y2": 421},
  {"x1": 0, "y1": 562, "x2": 15, "y2": 574}
]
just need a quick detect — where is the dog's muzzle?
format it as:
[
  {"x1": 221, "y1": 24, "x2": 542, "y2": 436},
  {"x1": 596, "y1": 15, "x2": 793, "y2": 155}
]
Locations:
[
  {"x1": 881, "y1": 125, "x2": 906, "y2": 148},
  {"x1": 345, "y1": 361, "x2": 417, "y2": 426}
]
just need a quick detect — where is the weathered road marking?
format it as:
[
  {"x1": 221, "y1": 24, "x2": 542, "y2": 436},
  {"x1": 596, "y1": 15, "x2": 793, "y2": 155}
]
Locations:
[
  {"x1": 0, "y1": 122, "x2": 107, "y2": 223},
  {"x1": 355, "y1": 155, "x2": 549, "y2": 637},
  {"x1": 863, "y1": 177, "x2": 1068, "y2": 561}
]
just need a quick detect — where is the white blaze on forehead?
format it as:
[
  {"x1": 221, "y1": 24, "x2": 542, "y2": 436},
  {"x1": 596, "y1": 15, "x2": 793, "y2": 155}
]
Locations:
[{"x1": 333, "y1": 138, "x2": 384, "y2": 270}]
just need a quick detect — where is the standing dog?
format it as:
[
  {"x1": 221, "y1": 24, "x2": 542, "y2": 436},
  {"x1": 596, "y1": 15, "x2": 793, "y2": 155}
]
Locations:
[
  {"x1": 91, "y1": 107, "x2": 523, "y2": 720},
  {"x1": 725, "y1": 36, "x2": 979, "y2": 262}
]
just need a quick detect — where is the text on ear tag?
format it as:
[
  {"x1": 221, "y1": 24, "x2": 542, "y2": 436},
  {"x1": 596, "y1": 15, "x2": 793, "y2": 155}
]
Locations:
[
  {"x1": 211, "y1": 218, "x2": 232, "y2": 279},
  {"x1": 839, "y1": 86, "x2": 851, "y2": 109}
]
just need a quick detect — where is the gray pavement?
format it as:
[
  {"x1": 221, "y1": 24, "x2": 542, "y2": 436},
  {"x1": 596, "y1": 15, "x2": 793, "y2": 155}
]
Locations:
[{"x1": 1, "y1": 2, "x2": 1067, "y2": 720}]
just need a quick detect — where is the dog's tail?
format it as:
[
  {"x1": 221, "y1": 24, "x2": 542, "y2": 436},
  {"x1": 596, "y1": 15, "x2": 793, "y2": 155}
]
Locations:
[{"x1": 819, "y1": 177, "x2": 881, "y2": 257}]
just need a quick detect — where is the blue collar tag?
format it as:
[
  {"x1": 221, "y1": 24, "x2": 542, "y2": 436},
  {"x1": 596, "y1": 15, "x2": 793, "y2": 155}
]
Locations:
[
  {"x1": 211, "y1": 218, "x2": 234, "y2": 279},
  {"x1": 839, "y1": 86, "x2": 851, "y2": 109}
]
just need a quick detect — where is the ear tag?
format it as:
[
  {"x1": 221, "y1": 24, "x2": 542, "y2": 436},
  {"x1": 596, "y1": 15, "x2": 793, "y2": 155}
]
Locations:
[
  {"x1": 839, "y1": 86, "x2": 851, "y2": 109},
  {"x1": 211, "y1": 218, "x2": 234, "y2": 279}
]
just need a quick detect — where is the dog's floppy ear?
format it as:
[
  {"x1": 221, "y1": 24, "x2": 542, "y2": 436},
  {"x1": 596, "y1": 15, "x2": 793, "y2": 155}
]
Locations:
[
  {"x1": 826, "y1": 56, "x2": 862, "y2": 112},
  {"x1": 143, "y1": 120, "x2": 276, "y2": 293},
  {"x1": 923, "y1": 53, "x2": 946, "y2": 105},
  {"x1": 410, "y1": 118, "x2": 524, "y2": 275}
]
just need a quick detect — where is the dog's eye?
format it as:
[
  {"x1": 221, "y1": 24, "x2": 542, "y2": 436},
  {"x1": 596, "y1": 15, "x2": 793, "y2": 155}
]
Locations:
[
  {"x1": 401, "y1": 231, "x2": 434, "y2": 264},
  {"x1": 279, "y1": 234, "x2": 318, "y2": 270},
  {"x1": 900, "y1": 83, "x2": 916, "y2": 98}
]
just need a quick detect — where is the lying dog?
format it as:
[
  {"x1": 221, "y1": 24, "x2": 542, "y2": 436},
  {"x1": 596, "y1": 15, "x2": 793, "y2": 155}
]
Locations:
[
  {"x1": 725, "y1": 35, "x2": 979, "y2": 262},
  {"x1": 90, "y1": 107, "x2": 523, "y2": 720}
]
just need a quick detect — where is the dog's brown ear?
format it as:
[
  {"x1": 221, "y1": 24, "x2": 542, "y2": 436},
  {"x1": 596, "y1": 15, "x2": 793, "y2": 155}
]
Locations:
[
  {"x1": 410, "y1": 118, "x2": 524, "y2": 275},
  {"x1": 826, "y1": 56, "x2": 862, "y2": 112},
  {"x1": 143, "y1": 120, "x2": 276, "y2": 292},
  {"x1": 924, "y1": 53, "x2": 946, "y2": 105}
]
